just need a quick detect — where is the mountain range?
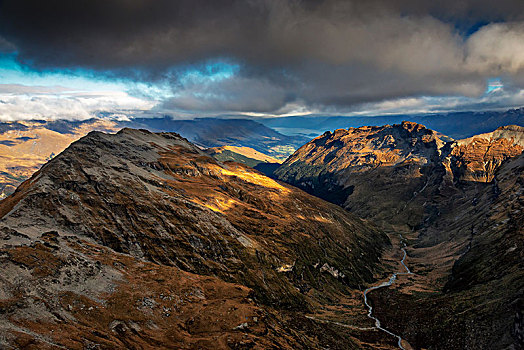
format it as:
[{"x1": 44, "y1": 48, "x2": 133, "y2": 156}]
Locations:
[
  {"x1": 0, "y1": 113, "x2": 522, "y2": 349},
  {"x1": 259, "y1": 107, "x2": 524, "y2": 139},
  {"x1": 124, "y1": 117, "x2": 309, "y2": 160}
]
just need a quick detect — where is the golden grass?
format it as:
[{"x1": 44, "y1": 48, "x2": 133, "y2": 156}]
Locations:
[
  {"x1": 217, "y1": 166, "x2": 289, "y2": 192},
  {"x1": 212, "y1": 145, "x2": 282, "y2": 163}
]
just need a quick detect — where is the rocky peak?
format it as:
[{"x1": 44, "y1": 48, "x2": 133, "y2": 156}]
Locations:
[
  {"x1": 497, "y1": 124, "x2": 523, "y2": 132},
  {"x1": 400, "y1": 120, "x2": 427, "y2": 133}
]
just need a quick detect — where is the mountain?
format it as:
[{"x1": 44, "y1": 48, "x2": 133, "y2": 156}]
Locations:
[
  {"x1": 0, "y1": 117, "x2": 308, "y2": 200},
  {"x1": 205, "y1": 146, "x2": 281, "y2": 168},
  {"x1": 274, "y1": 122, "x2": 524, "y2": 348},
  {"x1": 0, "y1": 119, "x2": 119, "y2": 199},
  {"x1": 275, "y1": 122, "x2": 523, "y2": 227},
  {"x1": 0, "y1": 128, "x2": 390, "y2": 349},
  {"x1": 126, "y1": 117, "x2": 309, "y2": 160},
  {"x1": 259, "y1": 107, "x2": 524, "y2": 139},
  {"x1": 275, "y1": 121, "x2": 450, "y2": 226}
]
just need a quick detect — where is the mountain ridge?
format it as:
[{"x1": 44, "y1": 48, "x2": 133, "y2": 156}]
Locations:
[
  {"x1": 0, "y1": 127, "x2": 391, "y2": 349},
  {"x1": 0, "y1": 117, "x2": 308, "y2": 199}
]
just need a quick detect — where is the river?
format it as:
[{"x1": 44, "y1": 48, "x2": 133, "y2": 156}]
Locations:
[{"x1": 363, "y1": 235, "x2": 413, "y2": 349}]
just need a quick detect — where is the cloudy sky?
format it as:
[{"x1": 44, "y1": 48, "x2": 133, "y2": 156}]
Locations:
[{"x1": 1, "y1": 0, "x2": 524, "y2": 121}]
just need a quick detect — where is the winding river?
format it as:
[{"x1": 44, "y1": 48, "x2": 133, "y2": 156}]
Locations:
[{"x1": 363, "y1": 235, "x2": 413, "y2": 349}]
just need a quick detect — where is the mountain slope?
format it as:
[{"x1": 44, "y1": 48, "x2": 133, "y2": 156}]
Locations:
[
  {"x1": 0, "y1": 128, "x2": 390, "y2": 349},
  {"x1": 0, "y1": 119, "x2": 119, "y2": 199},
  {"x1": 274, "y1": 122, "x2": 524, "y2": 348},
  {"x1": 127, "y1": 117, "x2": 309, "y2": 160},
  {"x1": 205, "y1": 146, "x2": 281, "y2": 168}
]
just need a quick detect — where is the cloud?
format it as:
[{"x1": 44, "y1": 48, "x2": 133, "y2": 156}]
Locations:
[
  {"x1": 467, "y1": 22, "x2": 524, "y2": 74},
  {"x1": 161, "y1": 76, "x2": 291, "y2": 113},
  {"x1": 0, "y1": 84, "x2": 156, "y2": 121},
  {"x1": 0, "y1": 36, "x2": 15, "y2": 53},
  {"x1": 2, "y1": 0, "x2": 524, "y2": 115}
]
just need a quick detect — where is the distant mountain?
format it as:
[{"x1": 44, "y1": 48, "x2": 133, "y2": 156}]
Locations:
[
  {"x1": 259, "y1": 107, "x2": 524, "y2": 139},
  {"x1": 274, "y1": 122, "x2": 524, "y2": 348},
  {"x1": 126, "y1": 117, "x2": 309, "y2": 160},
  {"x1": 0, "y1": 118, "x2": 119, "y2": 199},
  {"x1": 0, "y1": 128, "x2": 388, "y2": 349}
]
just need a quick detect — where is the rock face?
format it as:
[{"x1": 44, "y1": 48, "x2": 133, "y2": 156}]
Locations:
[
  {"x1": 0, "y1": 129, "x2": 389, "y2": 349},
  {"x1": 451, "y1": 125, "x2": 524, "y2": 182},
  {"x1": 275, "y1": 122, "x2": 524, "y2": 348}
]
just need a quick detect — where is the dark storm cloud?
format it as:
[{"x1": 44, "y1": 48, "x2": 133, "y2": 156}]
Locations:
[
  {"x1": 2, "y1": 0, "x2": 524, "y2": 114},
  {"x1": 0, "y1": 36, "x2": 15, "y2": 52}
]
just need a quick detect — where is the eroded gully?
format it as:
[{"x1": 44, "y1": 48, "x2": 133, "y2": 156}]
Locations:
[{"x1": 363, "y1": 234, "x2": 413, "y2": 349}]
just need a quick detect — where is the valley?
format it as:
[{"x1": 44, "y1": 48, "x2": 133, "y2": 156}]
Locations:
[
  {"x1": 363, "y1": 234, "x2": 413, "y2": 350},
  {"x1": 275, "y1": 121, "x2": 523, "y2": 348}
]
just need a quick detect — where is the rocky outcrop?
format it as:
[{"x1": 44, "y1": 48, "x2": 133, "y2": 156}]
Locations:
[
  {"x1": 0, "y1": 128, "x2": 389, "y2": 349},
  {"x1": 451, "y1": 125, "x2": 524, "y2": 182}
]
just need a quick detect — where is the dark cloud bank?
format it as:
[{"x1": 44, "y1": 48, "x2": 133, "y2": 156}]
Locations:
[{"x1": 2, "y1": 0, "x2": 524, "y2": 114}]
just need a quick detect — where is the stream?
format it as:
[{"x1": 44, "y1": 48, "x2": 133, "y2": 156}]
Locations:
[{"x1": 363, "y1": 235, "x2": 413, "y2": 349}]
